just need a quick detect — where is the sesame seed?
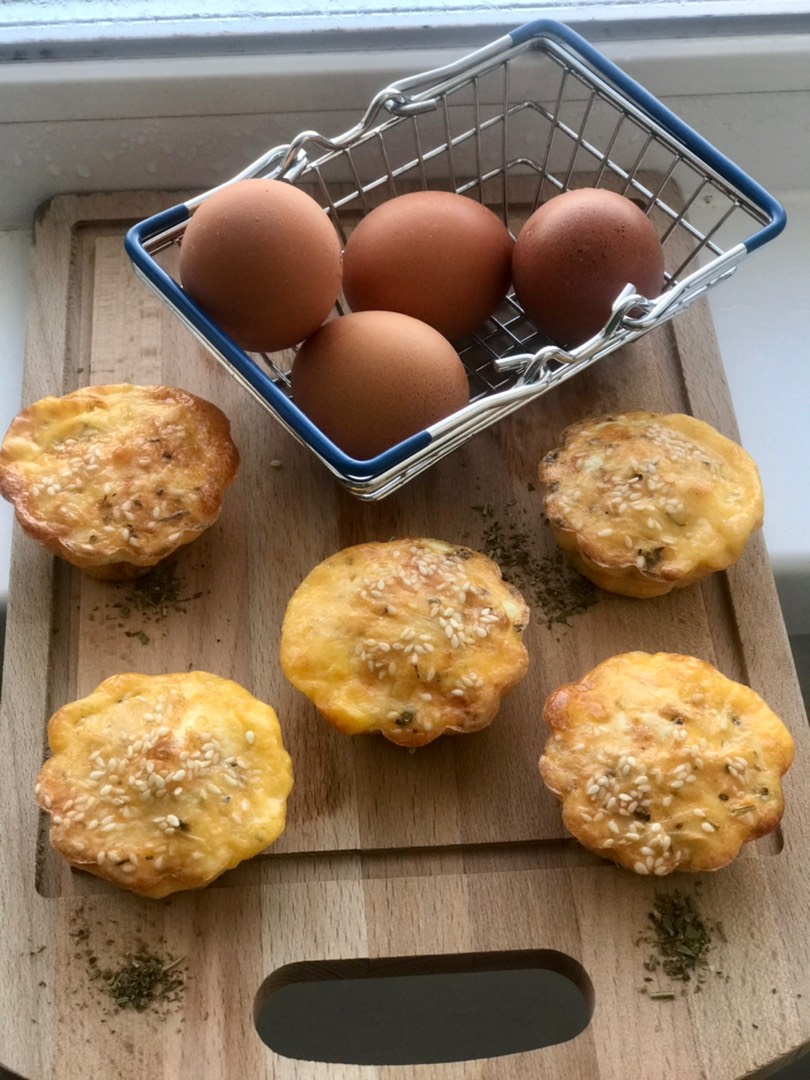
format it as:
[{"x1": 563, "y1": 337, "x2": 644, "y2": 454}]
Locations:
[
  {"x1": 701, "y1": 821, "x2": 716, "y2": 833},
  {"x1": 245, "y1": 730, "x2": 255, "y2": 745},
  {"x1": 166, "y1": 814, "x2": 181, "y2": 828},
  {"x1": 634, "y1": 861, "x2": 649, "y2": 875}
]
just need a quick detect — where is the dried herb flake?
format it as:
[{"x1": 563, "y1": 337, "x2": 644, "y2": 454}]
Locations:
[
  {"x1": 645, "y1": 891, "x2": 716, "y2": 984},
  {"x1": 102, "y1": 952, "x2": 185, "y2": 1012},
  {"x1": 477, "y1": 512, "x2": 597, "y2": 628}
]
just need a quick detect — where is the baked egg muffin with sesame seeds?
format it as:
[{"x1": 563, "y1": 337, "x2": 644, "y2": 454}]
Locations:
[
  {"x1": 0, "y1": 384, "x2": 239, "y2": 581},
  {"x1": 539, "y1": 411, "x2": 764, "y2": 598},
  {"x1": 539, "y1": 652, "x2": 794, "y2": 875},
  {"x1": 35, "y1": 671, "x2": 293, "y2": 898},
  {"x1": 280, "y1": 538, "x2": 530, "y2": 748}
]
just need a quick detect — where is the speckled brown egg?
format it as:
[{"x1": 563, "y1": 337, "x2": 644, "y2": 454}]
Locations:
[
  {"x1": 290, "y1": 311, "x2": 471, "y2": 460},
  {"x1": 179, "y1": 178, "x2": 342, "y2": 353},
  {"x1": 512, "y1": 188, "x2": 665, "y2": 348},
  {"x1": 341, "y1": 191, "x2": 514, "y2": 342}
]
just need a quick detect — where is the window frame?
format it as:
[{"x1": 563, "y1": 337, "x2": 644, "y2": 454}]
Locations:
[{"x1": 3, "y1": 0, "x2": 810, "y2": 62}]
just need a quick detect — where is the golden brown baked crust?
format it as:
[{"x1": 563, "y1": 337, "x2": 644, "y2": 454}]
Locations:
[
  {"x1": 540, "y1": 652, "x2": 794, "y2": 875},
  {"x1": 0, "y1": 384, "x2": 239, "y2": 580},
  {"x1": 280, "y1": 538, "x2": 530, "y2": 747},
  {"x1": 539, "y1": 411, "x2": 764, "y2": 598},
  {"x1": 36, "y1": 671, "x2": 293, "y2": 898}
]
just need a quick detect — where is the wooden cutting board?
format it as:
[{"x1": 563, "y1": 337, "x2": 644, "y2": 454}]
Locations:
[{"x1": 2, "y1": 190, "x2": 809, "y2": 1080}]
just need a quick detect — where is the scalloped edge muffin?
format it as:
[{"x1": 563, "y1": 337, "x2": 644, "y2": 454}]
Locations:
[
  {"x1": 539, "y1": 411, "x2": 764, "y2": 598},
  {"x1": 540, "y1": 651, "x2": 794, "y2": 875},
  {"x1": 0, "y1": 384, "x2": 239, "y2": 580},
  {"x1": 280, "y1": 538, "x2": 530, "y2": 748},
  {"x1": 35, "y1": 671, "x2": 293, "y2": 898}
]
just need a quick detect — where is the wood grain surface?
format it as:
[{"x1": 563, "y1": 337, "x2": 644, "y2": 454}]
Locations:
[{"x1": 1, "y1": 190, "x2": 808, "y2": 1080}]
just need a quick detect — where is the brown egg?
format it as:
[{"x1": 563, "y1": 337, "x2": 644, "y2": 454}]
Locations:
[
  {"x1": 290, "y1": 311, "x2": 471, "y2": 460},
  {"x1": 179, "y1": 178, "x2": 342, "y2": 353},
  {"x1": 342, "y1": 191, "x2": 514, "y2": 342},
  {"x1": 512, "y1": 188, "x2": 665, "y2": 348}
]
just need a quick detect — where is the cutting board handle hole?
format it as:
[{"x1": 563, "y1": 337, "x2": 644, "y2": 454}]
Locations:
[{"x1": 254, "y1": 948, "x2": 593, "y2": 1066}]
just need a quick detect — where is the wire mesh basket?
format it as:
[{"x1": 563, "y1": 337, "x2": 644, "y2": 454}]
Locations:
[{"x1": 126, "y1": 18, "x2": 785, "y2": 500}]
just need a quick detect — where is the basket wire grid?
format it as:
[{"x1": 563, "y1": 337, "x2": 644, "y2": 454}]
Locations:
[{"x1": 126, "y1": 19, "x2": 785, "y2": 500}]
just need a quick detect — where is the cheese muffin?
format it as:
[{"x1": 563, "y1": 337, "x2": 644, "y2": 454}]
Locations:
[
  {"x1": 280, "y1": 538, "x2": 530, "y2": 748},
  {"x1": 35, "y1": 671, "x2": 293, "y2": 898},
  {"x1": 0, "y1": 384, "x2": 239, "y2": 580},
  {"x1": 539, "y1": 411, "x2": 764, "y2": 598},
  {"x1": 540, "y1": 652, "x2": 794, "y2": 875}
]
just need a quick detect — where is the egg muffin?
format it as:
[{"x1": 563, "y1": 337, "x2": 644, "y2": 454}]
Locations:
[
  {"x1": 0, "y1": 384, "x2": 239, "y2": 580},
  {"x1": 35, "y1": 671, "x2": 293, "y2": 898},
  {"x1": 280, "y1": 538, "x2": 530, "y2": 747},
  {"x1": 539, "y1": 411, "x2": 764, "y2": 598},
  {"x1": 540, "y1": 652, "x2": 794, "y2": 875}
]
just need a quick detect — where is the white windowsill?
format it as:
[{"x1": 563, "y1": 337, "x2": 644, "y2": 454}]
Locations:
[{"x1": 3, "y1": 1, "x2": 810, "y2": 61}]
